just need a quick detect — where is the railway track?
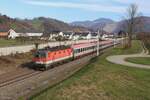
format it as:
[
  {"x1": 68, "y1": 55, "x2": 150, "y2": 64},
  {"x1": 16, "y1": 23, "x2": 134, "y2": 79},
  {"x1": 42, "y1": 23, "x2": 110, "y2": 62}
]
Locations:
[{"x1": 0, "y1": 69, "x2": 42, "y2": 88}]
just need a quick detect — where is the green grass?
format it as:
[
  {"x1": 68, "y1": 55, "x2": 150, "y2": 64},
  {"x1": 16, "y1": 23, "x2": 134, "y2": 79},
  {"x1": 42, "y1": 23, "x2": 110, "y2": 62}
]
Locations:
[
  {"x1": 112, "y1": 40, "x2": 143, "y2": 55},
  {"x1": 0, "y1": 39, "x2": 47, "y2": 47},
  {"x1": 126, "y1": 57, "x2": 150, "y2": 65},
  {"x1": 31, "y1": 40, "x2": 150, "y2": 100},
  {"x1": 0, "y1": 39, "x2": 20, "y2": 47}
]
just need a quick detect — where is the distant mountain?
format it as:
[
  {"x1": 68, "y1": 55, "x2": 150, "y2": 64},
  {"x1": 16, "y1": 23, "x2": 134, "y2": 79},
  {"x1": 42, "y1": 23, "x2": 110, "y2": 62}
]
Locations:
[
  {"x1": 1, "y1": 14, "x2": 150, "y2": 34},
  {"x1": 71, "y1": 18, "x2": 115, "y2": 31},
  {"x1": 0, "y1": 14, "x2": 88, "y2": 33},
  {"x1": 111, "y1": 16, "x2": 150, "y2": 33},
  {"x1": 71, "y1": 16, "x2": 150, "y2": 33}
]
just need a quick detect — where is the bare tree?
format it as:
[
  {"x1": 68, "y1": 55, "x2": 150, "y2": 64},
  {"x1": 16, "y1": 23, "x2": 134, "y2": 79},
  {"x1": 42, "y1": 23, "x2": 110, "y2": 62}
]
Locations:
[{"x1": 123, "y1": 4, "x2": 143, "y2": 48}]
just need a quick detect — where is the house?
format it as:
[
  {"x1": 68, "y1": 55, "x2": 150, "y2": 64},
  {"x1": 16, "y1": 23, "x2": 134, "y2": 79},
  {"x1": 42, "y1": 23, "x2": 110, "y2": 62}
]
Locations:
[
  {"x1": 70, "y1": 32, "x2": 96, "y2": 40},
  {"x1": 58, "y1": 31, "x2": 74, "y2": 40},
  {"x1": 8, "y1": 29, "x2": 43, "y2": 39},
  {"x1": 91, "y1": 32, "x2": 98, "y2": 39},
  {"x1": 71, "y1": 32, "x2": 82, "y2": 40},
  {"x1": 0, "y1": 32, "x2": 8, "y2": 38},
  {"x1": 8, "y1": 29, "x2": 21, "y2": 39},
  {"x1": 101, "y1": 34, "x2": 114, "y2": 40},
  {"x1": 26, "y1": 33, "x2": 43, "y2": 37},
  {"x1": 81, "y1": 32, "x2": 92, "y2": 40},
  {"x1": 48, "y1": 31, "x2": 60, "y2": 40}
]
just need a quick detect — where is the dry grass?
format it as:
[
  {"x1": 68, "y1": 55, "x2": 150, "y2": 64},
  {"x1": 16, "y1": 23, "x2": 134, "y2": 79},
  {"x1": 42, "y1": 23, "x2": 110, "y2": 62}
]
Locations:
[{"x1": 0, "y1": 52, "x2": 33, "y2": 74}]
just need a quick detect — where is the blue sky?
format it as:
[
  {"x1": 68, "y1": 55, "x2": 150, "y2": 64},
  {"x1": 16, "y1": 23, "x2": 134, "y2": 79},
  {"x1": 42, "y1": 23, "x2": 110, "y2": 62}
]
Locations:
[{"x1": 0, "y1": 0, "x2": 150, "y2": 22}]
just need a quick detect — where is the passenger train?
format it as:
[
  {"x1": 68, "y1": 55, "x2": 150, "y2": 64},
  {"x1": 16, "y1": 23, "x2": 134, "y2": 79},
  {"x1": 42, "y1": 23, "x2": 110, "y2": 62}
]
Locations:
[{"x1": 32, "y1": 40, "x2": 117, "y2": 70}]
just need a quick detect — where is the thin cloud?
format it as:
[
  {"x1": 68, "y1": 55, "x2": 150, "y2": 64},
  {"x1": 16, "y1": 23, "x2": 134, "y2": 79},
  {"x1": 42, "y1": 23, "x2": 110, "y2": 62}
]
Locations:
[
  {"x1": 22, "y1": 0, "x2": 126, "y2": 13},
  {"x1": 113, "y1": 0, "x2": 150, "y2": 14}
]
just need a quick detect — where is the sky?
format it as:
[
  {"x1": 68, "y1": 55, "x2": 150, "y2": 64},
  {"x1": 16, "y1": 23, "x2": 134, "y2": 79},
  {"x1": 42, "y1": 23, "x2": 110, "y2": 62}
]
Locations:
[{"x1": 0, "y1": 0, "x2": 150, "y2": 22}]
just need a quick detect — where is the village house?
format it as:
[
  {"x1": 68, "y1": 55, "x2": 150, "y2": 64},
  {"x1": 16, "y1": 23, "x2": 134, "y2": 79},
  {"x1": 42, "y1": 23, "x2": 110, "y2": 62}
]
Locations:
[
  {"x1": 8, "y1": 29, "x2": 21, "y2": 39},
  {"x1": 7, "y1": 29, "x2": 43, "y2": 39},
  {"x1": 80, "y1": 32, "x2": 92, "y2": 40},
  {"x1": 26, "y1": 33, "x2": 43, "y2": 37},
  {"x1": 91, "y1": 32, "x2": 98, "y2": 39},
  {"x1": 101, "y1": 34, "x2": 114, "y2": 40},
  {"x1": 58, "y1": 31, "x2": 74, "y2": 40},
  {"x1": 48, "y1": 31, "x2": 60, "y2": 40},
  {"x1": 25, "y1": 33, "x2": 43, "y2": 39},
  {"x1": 70, "y1": 32, "x2": 97, "y2": 40},
  {"x1": 71, "y1": 32, "x2": 82, "y2": 40}
]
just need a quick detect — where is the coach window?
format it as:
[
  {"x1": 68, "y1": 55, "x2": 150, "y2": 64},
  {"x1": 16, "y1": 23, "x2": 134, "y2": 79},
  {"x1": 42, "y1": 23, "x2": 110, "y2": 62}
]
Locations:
[
  {"x1": 76, "y1": 49, "x2": 78, "y2": 53},
  {"x1": 74, "y1": 49, "x2": 76, "y2": 53},
  {"x1": 78, "y1": 49, "x2": 80, "y2": 53},
  {"x1": 79, "y1": 49, "x2": 81, "y2": 53},
  {"x1": 77, "y1": 49, "x2": 79, "y2": 53}
]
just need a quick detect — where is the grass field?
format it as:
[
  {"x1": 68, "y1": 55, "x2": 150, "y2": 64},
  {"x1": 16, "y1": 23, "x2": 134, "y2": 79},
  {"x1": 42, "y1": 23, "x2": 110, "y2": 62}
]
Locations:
[
  {"x1": 0, "y1": 39, "x2": 47, "y2": 47},
  {"x1": 31, "y1": 40, "x2": 150, "y2": 100},
  {"x1": 126, "y1": 57, "x2": 150, "y2": 65},
  {"x1": 0, "y1": 39, "x2": 20, "y2": 47}
]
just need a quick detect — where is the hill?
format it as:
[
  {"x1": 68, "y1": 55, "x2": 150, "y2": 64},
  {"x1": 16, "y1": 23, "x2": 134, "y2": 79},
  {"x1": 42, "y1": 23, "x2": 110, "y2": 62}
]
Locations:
[
  {"x1": 71, "y1": 18, "x2": 115, "y2": 31},
  {"x1": 71, "y1": 16, "x2": 150, "y2": 33},
  {"x1": 0, "y1": 14, "x2": 88, "y2": 33}
]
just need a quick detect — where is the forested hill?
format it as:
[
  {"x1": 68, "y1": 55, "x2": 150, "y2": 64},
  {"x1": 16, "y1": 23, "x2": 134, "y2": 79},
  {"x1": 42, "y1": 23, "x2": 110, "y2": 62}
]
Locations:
[{"x1": 0, "y1": 14, "x2": 88, "y2": 33}]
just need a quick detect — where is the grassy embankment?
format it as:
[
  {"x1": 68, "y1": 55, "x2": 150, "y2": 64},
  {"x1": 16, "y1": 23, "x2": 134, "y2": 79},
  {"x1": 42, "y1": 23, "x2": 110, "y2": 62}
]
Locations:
[
  {"x1": 125, "y1": 40, "x2": 150, "y2": 65},
  {"x1": 31, "y1": 40, "x2": 150, "y2": 100},
  {"x1": 126, "y1": 57, "x2": 150, "y2": 65},
  {"x1": 144, "y1": 41, "x2": 150, "y2": 53}
]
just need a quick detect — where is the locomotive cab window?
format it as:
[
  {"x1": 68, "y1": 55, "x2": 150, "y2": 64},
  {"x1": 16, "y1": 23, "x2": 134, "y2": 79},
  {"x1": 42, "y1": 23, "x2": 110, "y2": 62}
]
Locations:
[{"x1": 34, "y1": 51, "x2": 46, "y2": 58}]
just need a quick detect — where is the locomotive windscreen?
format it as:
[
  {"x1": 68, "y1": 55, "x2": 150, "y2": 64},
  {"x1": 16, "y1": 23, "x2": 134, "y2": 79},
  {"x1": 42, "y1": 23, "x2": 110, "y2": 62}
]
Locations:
[{"x1": 34, "y1": 51, "x2": 46, "y2": 58}]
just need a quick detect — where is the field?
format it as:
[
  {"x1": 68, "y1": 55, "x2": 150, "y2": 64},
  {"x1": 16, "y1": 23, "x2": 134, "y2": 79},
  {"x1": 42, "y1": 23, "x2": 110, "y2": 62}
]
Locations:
[
  {"x1": 126, "y1": 57, "x2": 150, "y2": 65},
  {"x1": 0, "y1": 39, "x2": 20, "y2": 47},
  {"x1": 0, "y1": 39, "x2": 47, "y2": 47},
  {"x1": 30, "y1": 40, "x2": 150, "y2": 100}
]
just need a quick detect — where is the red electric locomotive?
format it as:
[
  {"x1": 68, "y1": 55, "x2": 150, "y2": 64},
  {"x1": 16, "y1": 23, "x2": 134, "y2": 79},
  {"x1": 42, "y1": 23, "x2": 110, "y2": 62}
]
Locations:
[
  {"x1": 32, "y1": 45, "x2": 73, "y2": 70},
  {"x1": 32, "y1": 40, "x2": 115, "y2": 70}
]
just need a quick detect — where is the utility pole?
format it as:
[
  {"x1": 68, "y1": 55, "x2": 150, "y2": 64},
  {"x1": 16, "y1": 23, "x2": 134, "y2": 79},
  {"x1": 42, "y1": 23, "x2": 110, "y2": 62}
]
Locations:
[
  {"x1": 113, "y1": 33, "x2": 116, "y2": 48},
  {"x1": 97, "y1": 30, "x2": 100, "y2": 56}
]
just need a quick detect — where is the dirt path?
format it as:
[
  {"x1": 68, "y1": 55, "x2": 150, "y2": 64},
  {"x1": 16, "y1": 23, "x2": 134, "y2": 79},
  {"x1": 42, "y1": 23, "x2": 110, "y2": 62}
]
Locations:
[{"x1": 106, "y1": 43, "x2": 150, "y2": 69}]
